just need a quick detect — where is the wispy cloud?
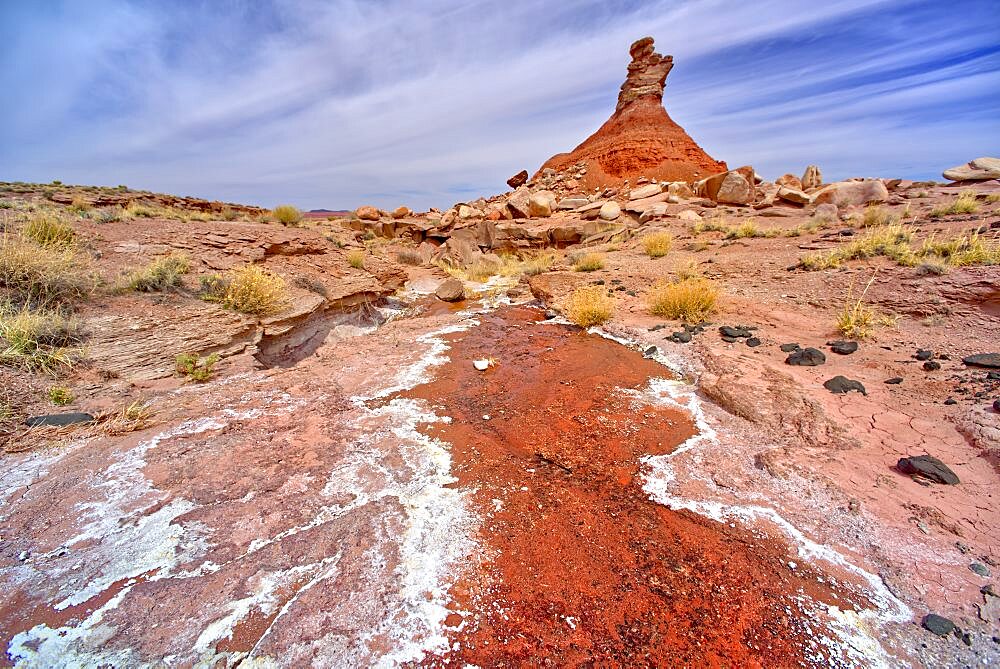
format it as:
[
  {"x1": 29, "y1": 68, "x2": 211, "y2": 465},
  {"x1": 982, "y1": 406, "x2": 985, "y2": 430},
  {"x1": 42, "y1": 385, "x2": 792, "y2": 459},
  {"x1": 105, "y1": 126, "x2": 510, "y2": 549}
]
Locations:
[{"x1": 1, "y1": 0, "x2": 998, "y2": 210}]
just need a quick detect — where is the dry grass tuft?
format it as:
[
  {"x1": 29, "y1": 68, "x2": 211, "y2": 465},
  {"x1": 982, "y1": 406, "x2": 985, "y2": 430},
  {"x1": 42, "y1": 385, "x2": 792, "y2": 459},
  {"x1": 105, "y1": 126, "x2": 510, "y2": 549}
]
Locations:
[
  {"x1": 396, "y1": 249, "x2": 424, "y2": 266},
  {"x1": 919, "y1": 230, "x2": 1000, "y2": 266},
  {"x1": 272, "y1": 205, "x2": 303, "y2": 225},
  {"x1": 573, "y1": 253, "x2": 605, "y2": 272},
  {"x1": 642, "y1": 231, "x2": 674, "y2": 258},
  {"x1": 565, "y1": 285, "x2": 614, "y2": 327},
  {"x1": 24, "y1": 215, "x2": 75, "y2": 247},
  {"x1": 0, "y1": 234, "x2": 93, "y2": 306},
  {"x1": 347, "y1": 250, "x2": 366, "y2": 269},
  {"x1": 861, "y1": 205, "x2": 897, "y2": 228},
  {"x1": 99, "y1": 400, "x2": 156, "y2": 435},
  {"x1": 521, "y1": 252, "x2": 557, "y2": 276},
  {"x1": 930, "y1": 190, "x2": 980, "y2": 218},
  {"x1": 221, "y1": 265, "x2": 287, "y2": 315},
  {"x1": 126, "y1": 253, "x2": 191, "y2": 292},
  {"x1": 48, "y1": 386, "x2": 73, "y2": 406},
  {"x1": 0, "y1": 304, "x2": 80, "y2": 374},
  {"x1": 647, "y1": 277, "x2": 720, "y2": 322}
]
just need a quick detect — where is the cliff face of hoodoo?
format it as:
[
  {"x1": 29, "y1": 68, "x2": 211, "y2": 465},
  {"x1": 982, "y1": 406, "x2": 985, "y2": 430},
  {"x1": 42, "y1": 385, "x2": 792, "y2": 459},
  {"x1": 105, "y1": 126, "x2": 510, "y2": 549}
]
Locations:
[{"x1": 536, "y1": 37, "x2": 726, "y2": 187}]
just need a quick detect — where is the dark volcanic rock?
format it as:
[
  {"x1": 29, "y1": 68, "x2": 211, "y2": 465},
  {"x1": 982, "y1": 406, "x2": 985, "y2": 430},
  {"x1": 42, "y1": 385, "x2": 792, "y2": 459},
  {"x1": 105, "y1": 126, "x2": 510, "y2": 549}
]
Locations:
[
  {"x1": 669, "y1": 331, "x2": 692, "y2": 343},
  {"x1": 779, "y1": 343, "x2": 800, "y2": 353},
  {"x1": 923, "y1": 360, "x2": 941, "y2": 371},
  {"x1": 885, "y1": 377, "x2": 904, "y2": 384},
  {"x1": 745, "y1": 337, "x2": 761, "y2": 347},
  {"x1": 24, "y1": 413, "x2": 95, "y2": 427},
  {"x1": 828, "y1": 340, "x2": 858, "y2": 355},
  {"x1": 719, "y1": 326, "x2": 752, "y2": 339},
  {"x1": 970, "y1": 562, "x2": 991, "y2": 577},
  {"x1": 823, "y1": 376, "x2": 867, "y2": 395},
  {"x1": 897, "y1": 455, "x2": 960, "y2": 485},
  {"x1": 963, "y1": 353, "x2": 1000, "y2": 369},
  {"x1": 915, "y1": 349, "x2": 934, "y2": 361},
  {"x1": 786, "y1": 347, "x2": 826, "y2": 366},
  {"x1": 922, "y1": 613, "x2": 955, "y2": 637}
]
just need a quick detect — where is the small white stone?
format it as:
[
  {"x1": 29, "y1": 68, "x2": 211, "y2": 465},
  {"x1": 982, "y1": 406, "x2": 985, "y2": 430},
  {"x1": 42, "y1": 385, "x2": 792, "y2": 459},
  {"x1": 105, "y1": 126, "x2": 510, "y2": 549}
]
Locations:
[
  {"x1": 482, "y1": 414, "x2": 490, "y2": 421},
  {"x1": 788, "y1": 561, "x2": 797, "y2": 570},
  {"x1": 473, "y1": 359, "x2": 490, "y2": 371}
]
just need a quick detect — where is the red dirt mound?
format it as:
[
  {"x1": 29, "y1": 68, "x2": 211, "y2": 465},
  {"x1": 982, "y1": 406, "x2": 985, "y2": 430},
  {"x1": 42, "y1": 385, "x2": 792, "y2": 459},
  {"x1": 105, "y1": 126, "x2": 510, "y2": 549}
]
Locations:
[{"x1": 536, "y1": 36, "x2": 726, "y2": 187}]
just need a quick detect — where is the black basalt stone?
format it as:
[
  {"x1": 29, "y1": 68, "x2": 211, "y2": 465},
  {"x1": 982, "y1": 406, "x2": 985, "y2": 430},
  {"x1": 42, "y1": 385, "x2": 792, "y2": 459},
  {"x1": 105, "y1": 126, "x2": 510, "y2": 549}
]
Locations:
[
  {"x1": 786, "y1": 347, "x2": 826, "y2": 366},
  {"x1": 897, "y1": 455, "x2": 960, "y2": 485}
]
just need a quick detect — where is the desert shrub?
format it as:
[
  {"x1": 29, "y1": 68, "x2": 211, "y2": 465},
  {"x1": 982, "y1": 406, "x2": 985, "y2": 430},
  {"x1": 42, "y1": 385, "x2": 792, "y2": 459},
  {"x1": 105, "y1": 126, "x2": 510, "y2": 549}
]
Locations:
[
  {"x1": 24, "y1": 215, "x2": 75, "y2": 247},
  {"x1": 642, "y1": 231, "x2": 674, "y2": 258},
  {"x1": 347, "y1": 250, "x2": 366, "y2": 269},
  {"x1": 198, "y1": 274, "x2": 229, "y2": 302},
  {"x1": 919, "y1": 231, "x2": 1000, "y2": 266},
  {"x1": 396, "y1": 249, "x2": 424, "y2": 266},
  {"x1": 930, "y1": 190, "x2": 980, "y2": 218},
  {"x1": 272, "y1": 205, "x2": 303, "y2": 225},
  {"x1": 220, "y1": 206, "x2": 238, "y2": 221},
  {"x1": 521, "y1": 252, "x2": 556, "y2": 276},
  {"x1": 0, "y1": 234, "x2": 92, "y2": 305},
  {"x1": 915, "y1": 260, "x2": 948, "y2": 276},
  {"x1": 175, "y1": 352, "x2": 219, "y2": 382},
  {"x1": 126, "y1": 253, "x2": 191, "y2": 292},
  {"x1": 836, "y1": 291, "x2": 876, "y2": 339},
  {"x1": 95, "y1": 207, "x2": 122, "y2": 224},
  {"x1": 675, "y1": 259, "x2": 701, "y2": 280},
  {"x1": 222, "y1": 265, "x2": 287, "y2": 315},
  {"x1": 798, "y1": 224, "x2": 914, "y2": 270},
  {"x1": 294, "y1": 275, "x2": 328, "y2": 296},
  {"x1": 723, "y1": 220, "x2": 761, "y2": 240},
  {"x1": 647, "y1": 277, "x2": 720, "y2": 322},
  {"x1": 565, "y1": 285, "x2": 614, "y2": 327},
  {"x1": 986, "y1": 193, "x2": 1000, "y2": 204},
  {"x1": 0, "y1": 304, "x2": 80, "y2": 373},
  {"x1": 573, "y1": 253, "x2": 605, "y2": 272},
  {"x1": 124, "y1": 201, "x2": 155, "y2": 218},
  {"x1": 48, "y1": 386, "x2": 74, "y2": 405}
]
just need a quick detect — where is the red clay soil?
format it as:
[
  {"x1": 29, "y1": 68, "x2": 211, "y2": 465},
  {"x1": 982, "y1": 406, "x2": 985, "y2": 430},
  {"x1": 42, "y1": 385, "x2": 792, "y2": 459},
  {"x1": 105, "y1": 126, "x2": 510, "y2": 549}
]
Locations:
[
  {"x1": 537, "y1": 98, "x2": 727, "y2": 189},
  {"x1": 401, "y1": 305, "x2": 844, "y2": 667}
]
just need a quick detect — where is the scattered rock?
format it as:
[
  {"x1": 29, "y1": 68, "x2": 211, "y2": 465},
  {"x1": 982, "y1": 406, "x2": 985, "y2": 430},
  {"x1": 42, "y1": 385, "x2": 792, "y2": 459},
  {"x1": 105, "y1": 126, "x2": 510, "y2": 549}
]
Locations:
[
  {"x1": 828, "y1": 341, "x2": 858, "y2": 355},
  {"x1": 885, "y1": 377, "x2": 904, "y2": 384},
  {"x1": 746, "y1": 337, "x2": 761, "y2": 347},
  {"x1": 678, "y1": 209, "x2": 702, "y2": 222},
  {"x1": 814, "y1": 202, "x2": 839, "y2": 220},
  {"x1": 715, "y1": 172, "x2": 753, "y2": 205},
  {"x1": 719, "y1": 326, "x2": 752, "y2": 339},
  {"x1": 923, "y1": 360, "x2": 941, "y2": 371},
  {"x1": 507, "y1": 169, "x2": 529, "y2": 189},
  {"x1": 528, "y1": 192, "x2": 554, "y2": 218},
  {"x1": 775, "y1": 174, "x2": 803, "y2": 190},
  {"x1": 669, "y1": 331, "x2": 692, "y2": 343},
  {"x1": 921, "y1": 613, "x2": 955, "y2": 637},
  {"x1": 777, "y1": 186, "x2": 810, "y2": 205},
  {"x1": 435, "y1": 278, "x2": 465, "y2": 302},
  {"x1": 823, "y1": 376, "x2": 867, "y2": 395},
  {"x1": 599, "y1": 201, "x2": 621, "y2": 221},
  {"x1": 24, "y1": 413, "x2": 96, "y2": 428},
  {"x1": 801, "y1": 165, "x2": 823, "y2": 190},
  {"x1": 786, "y1": 347, "x2": 826, "y2": 366},
  {"x1": 356, "y1": 206, "x2": 380, "y2": 221},
  {"x1": 944, "y1": 398, "x2": 957, "y2": 405},
  {"x1": 897, "y1": 455, "x2": 960, "y2": 485},
  {"x1": 915, "y1": 349, "x2": 934, "y2": 361},
  {"x1": 506, "y1": 186, "x2": 531, "y2": 219},
  {"x1": 643, "y1": 346, "x2": 658, "y2": 358},
  {"x1": 812, "y1": 179, "x2": 889, "y2": 206},
  {"x1": 942, "y1": 157, "x2": 1000, "y2": 182},
  {"x1": 629, "y1": 184, "x2": 662, "y2": 200},
  {"x1": 963, "y1": 353, "x2": 1000, "y2": 369},
  {"x1": 473, "y1": 359, "x2": 490, "y2": 372},
  {"x1": 779, "y1": 343, "x2": 801, "y2": 353},
  {"x1": 391, "y1": 206, "x2": 411, "y2": 219}
]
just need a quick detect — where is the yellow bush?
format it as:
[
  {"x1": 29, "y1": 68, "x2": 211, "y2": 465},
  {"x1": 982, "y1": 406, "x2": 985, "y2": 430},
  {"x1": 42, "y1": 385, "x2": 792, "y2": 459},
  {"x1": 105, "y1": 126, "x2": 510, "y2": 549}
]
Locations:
[
  {"x1": 272, "y1": 204, "x2": 303, "y2": 225},
  {"x1": 222, "y1": 265, "x2": 287, "y2": 315},
  {"x1": 642, "y1": 231, "x2": 674, "y2": 258},
  {"x1": 347, "y1": 250, "x2": 366, "y2": 269},
  {"x1": 573, "y1": 253, "x2": 605, "y2": 272},
  {"x1": 647, "y1": 278, "x2": 720, "y2": 322},
  {"x1": 126, "y1": 253, "x2": 191, "y2": 292},
  {"x1": 0, "y1": 234, "x2": 92, "y2": 304},
  {"x1": 0, "y1": 304, "x2": 80, "y2": 374},
  {"x1": 565, "y1": 285, "x2": 614, "y2": 327},
  {"x1": 930, "y1": 190, "x2": 980, "y2": 218}
]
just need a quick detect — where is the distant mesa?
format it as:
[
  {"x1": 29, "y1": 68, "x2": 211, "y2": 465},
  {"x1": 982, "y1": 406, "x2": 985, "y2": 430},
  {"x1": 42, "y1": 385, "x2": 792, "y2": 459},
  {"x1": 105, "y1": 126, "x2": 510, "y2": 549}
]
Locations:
[{"x1": 535, "y1": 36, "x2": 726, "y2": 188}]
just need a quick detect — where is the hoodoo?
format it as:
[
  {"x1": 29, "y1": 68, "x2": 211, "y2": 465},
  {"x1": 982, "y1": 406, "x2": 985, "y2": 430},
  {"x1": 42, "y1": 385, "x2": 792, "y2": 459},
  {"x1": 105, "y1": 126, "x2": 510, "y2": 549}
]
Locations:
[{"x1": 536, "y1": 36, "x2": 726, "y2": 187}]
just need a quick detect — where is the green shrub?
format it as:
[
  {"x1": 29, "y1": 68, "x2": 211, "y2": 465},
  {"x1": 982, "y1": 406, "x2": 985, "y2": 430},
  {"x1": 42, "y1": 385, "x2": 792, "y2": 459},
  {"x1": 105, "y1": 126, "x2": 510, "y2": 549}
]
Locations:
[
  {"x1": 272, "y1": 205, "x2": 303, "y2": 225},
  {"x1": 48, "y1": 386, "x2": 74, "y2": 405},
  {"x1": 24, "y1": 216, "x2": 75, "y2": 247},
  {"x1": 126, "y1": 253, "x2": 191, "y2": 292},
  {"x1": 175, "y1": 352, "x2": 219, "y2": 382}
]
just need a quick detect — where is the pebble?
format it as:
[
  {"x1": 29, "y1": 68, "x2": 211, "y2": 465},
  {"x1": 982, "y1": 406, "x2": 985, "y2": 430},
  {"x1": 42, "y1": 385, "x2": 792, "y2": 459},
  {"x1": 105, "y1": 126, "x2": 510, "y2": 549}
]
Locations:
[
  {"x1": 921, "y1": 613, "x2": 955, "y2": 637},
  {"x1": 828, "y1": 340, "x2": 859, "y2": 355},
  {"x1": 994, "y1": 399, "x2": 1000, "y2": 412},
  {"x1": 915, "y1": 349, "x2": 934, "y2": 361},
  {"x1": 779, "y1": 343, "x2": 800, "y2": 353},
  {"x1": 923, "y1": 360, "x2": 941, "y2": 371},
  {"x1": 482, "y1": 414, "x2": 491, "y2": 421},
  {"x1": 971, "y1": 562, "x2": 991, "y2": 577},
  {"x1": 885, "y1": 377, "x2": 904, "y2": 384},
  {"x1": 944, "y1": 398, "x2": 957, "y2": 405},
  {"x1": 746, "y1": 337, "x2": 761, "y2": 347},
  {"x1": 786, "y1": 347, "x2": 826, "y2": 366}
]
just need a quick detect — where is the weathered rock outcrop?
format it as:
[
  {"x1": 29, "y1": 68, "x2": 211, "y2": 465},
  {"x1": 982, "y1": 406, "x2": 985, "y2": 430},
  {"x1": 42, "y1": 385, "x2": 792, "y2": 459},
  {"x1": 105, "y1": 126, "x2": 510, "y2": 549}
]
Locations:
[
  {"x1": 943, "y1": 157, "x2": 1000, "y2": 182},
  {"x1": 534, "y1": 37, "x2": 726, "y2": 188}
]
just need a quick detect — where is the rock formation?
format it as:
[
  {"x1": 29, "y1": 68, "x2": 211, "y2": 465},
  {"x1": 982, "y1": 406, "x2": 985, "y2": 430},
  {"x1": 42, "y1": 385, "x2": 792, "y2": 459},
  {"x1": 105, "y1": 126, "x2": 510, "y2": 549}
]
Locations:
[{"x1": 535, "y1": 37, "x2": 726, "y2": 188}]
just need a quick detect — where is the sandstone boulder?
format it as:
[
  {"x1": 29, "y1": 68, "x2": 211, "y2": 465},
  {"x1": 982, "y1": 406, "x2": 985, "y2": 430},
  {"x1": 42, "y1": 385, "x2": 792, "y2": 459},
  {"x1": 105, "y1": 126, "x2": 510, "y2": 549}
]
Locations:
[
  {"x1": 629, "y1": 184, "x2": 662, "y2": 200},
  {"x1": 392, "y1": 206, "x2": 411, "y2": 219},
  {"x1": 811, "y1": 179, "x2": 889, "y2": 207},
  {"x1": 556, "y1": 197, "x2": 589, "y2": 210},
  {"x1": 678, "y1": 209, "x2": 702, "y2": 222},
  {"x1": 599, "y1": 201, "x2": 622, "y2": 221},
  {"x1": 506, "y1": 186, "x2": 531, "y2": 219},
  {"x1": 435, "y1": 278, "x2": 465, "y2": 302},
  {"x1": 667, "y1": 181, "x2": 695, "y2": 199},
  {"x1": 528, "y1": 191, "x2": 555, "y2": 218},
  {"x1": 356, "y1": 206, "x2": 380, "y2": 221},
  {"x1": 776, "y1": 186, "x2": 810, "y2": 205},
  {"x1": 776, "y1": 174, "x2": 802, "y2": 190},
  {"x1": 639, "y1": 203, "x2": 668, "y2": 223},
  {"x1": 942, "y1": 157, "x2": 1000, "y2": 182},
  {"x1": 814, "y1": 203, "x2": 839, "y2": 221},
  {"x1": 507, "y1": 169, "x2": 529, "y2": 189},
  {"x1": 801, "y1": 165, "x2": 822, "y2": 190},
  {"x1": 716, "y1": 172, "x2": 753, "y2": 205}
]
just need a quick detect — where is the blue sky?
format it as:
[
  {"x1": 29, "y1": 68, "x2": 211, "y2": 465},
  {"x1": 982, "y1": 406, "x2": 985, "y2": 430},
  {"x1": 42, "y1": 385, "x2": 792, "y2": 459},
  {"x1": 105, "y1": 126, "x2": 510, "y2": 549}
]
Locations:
[{"x1": 1, "y1": 0, "x2": 998, "y2": 211}]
